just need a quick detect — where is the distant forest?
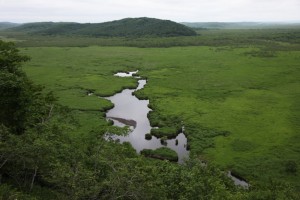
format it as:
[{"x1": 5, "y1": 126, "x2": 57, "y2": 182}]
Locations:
[{"x1": 4, "y1": 18, "x2": 197, "y2": 37}]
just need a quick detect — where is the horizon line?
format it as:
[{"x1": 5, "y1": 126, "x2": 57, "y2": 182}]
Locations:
[{"x1": 1, "y1": 17, "x2": 300, "y2": 24}]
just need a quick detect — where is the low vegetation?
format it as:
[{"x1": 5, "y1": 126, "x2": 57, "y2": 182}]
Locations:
[{"x1": 141, "y1": 147, "x2": 178, "y2": 162}]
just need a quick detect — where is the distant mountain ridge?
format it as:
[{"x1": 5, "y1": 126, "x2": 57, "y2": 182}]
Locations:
[
  {"x1": 8, "y1": 18, "x2": 197, "y2": 37},
  {"x1": 0, "y1": 22, "x2": 20, "y2": 30},
  {"x1": 181, "y1": 22, "x2": 300, "y2": 29}
]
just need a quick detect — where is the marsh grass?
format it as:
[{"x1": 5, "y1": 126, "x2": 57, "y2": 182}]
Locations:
[
  {"x1": 141, "y1": 147, "x2": 178, "y2": 162},
  {"x1": 17, "y1": 30, "x2": 300, "y2": 189}
]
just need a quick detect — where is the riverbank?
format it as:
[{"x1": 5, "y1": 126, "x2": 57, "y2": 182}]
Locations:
[{"x1": 103, "y1": 71, "x2": 190, "y2": 163}]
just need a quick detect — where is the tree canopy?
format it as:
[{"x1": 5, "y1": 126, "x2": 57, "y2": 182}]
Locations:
[{"x1": 9, "y1": 18, "x2": 197, "y2": 37}]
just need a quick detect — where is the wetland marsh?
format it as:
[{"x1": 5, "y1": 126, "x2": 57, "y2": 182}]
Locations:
[
  {"x1": 1, "y1": 26, "x2": 299, "y2": 198},
  {"x1": 19, "y1": 44, "x2": 300, "y2": 189}
]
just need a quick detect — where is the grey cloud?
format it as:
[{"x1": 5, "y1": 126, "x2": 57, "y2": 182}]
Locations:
[{"x1": 0, "y1": 0, "x2": 299, "y2": 23}]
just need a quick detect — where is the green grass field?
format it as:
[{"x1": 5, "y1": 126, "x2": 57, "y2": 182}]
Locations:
[{"x1": 18, "y1": 32, "x2": 300, "y2": 189}]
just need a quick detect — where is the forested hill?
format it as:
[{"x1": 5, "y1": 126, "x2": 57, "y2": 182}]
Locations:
[
  {"x1": 0, "y1": 22, "x2": 20, "y2": 30},
  {"x1": 8, "y1": 18, "x2": 197, "y2": 37},
  {"x1": 181, "y1": 22, "x2": 300, "y2": 29}
]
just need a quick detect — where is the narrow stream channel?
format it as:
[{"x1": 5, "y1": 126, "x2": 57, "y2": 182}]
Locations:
[
  {"x1": 104, "y1": 71, "x2": 189, "y2": 163},
  {"x1": 227, "y1": 171, "x2": 249, "y2": 188}
]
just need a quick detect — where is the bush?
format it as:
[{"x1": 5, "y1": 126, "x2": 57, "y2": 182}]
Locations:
[
  {"x1": 151, "y1": 127, "x2": 178, "y2": 139},
  {"x1": 285, "y1": 160, "x2": 297, "y2": 174},
  {"x1": 0, "y1": 184, "x2": 34, "y2": 200},
  {"x1": 141, "y1": 147, "x2": 178, "y2": 162},
  {"x1": 145, "y1": 133, "x2": 152, "y2": 140}
]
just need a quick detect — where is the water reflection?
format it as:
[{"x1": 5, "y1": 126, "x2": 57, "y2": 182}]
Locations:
[
  {"x1": 114, "y1": 70, "x2": 138, "y2": 77},
  {"x1": 104, "y1": 72, "x2": 189, "y2": 163},
  {"x1": 103, "y1": 71, "x2": 249, "y2": 186},
  {"x1": 227, "y1": 171, "x2": 249, "y2": 189}
]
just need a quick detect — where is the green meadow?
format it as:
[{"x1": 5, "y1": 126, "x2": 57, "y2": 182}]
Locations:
[{"x1": 20, "y1": 40, "x2": 300, "y2": 189}]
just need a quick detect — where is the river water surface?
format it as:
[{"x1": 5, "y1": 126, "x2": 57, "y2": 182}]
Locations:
[
  {"x1": 103, "y1": 71, "x2": 249, "y2": 187},
  {"x1": 104, "y1": 71, "x2": 189, "y2": 163}
]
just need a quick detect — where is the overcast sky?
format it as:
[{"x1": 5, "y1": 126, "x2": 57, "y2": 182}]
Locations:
[{"x1": 1, "y1": 0, "x2": 299, "y2": 23}]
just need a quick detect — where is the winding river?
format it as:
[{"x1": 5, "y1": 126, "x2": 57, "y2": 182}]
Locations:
[
  {"x1": 104, "y1": 71, "x2": 189, "y2": 163},
  {"x1": 103, "y1": 71, "x2": 249, "y2": 188}
]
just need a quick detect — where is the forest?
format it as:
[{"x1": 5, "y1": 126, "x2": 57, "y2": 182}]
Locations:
[{"x1": 3, "y1": 18, "x2": 196, "y2": 37}]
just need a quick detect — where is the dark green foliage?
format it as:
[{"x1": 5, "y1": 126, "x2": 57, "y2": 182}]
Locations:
[
  {"x1": 8, "y1": 18, "x2": 197, "y2": 37},
  {"x1": 244, "y1": 49, "x2": 277, "y2": 57},
  {"x1": 247, "y1": 179, "x2": 300, "y2": 200},
  {"x1": 9, "y1": 22, "x2": 79, "y2": 34},
  {"x1": 285, "y1": 161, "x2": 297, "y2": 174},
  {"x1": 0, "y1": 22, "x2": 20, "y2": 30},
  {"x1": 151, "y1": 127, "x2": 178, "y2": 139},
  {"x1": 148, "y1": 111, "x2": 182, "y2": 138},
  {"x1": 231, "y1": 139, "x2": 257, "y2": 152},
  {"x1": 0, "y1": 41, "x2": 50, "y2": 133},
  {"x1": 141, "y1": 147, "x2": 178, "y2": 162},
  {"x1": 145, "y1": 133, "x2": 152, "y2": 140},
  {"x1": 100, "y1": 158, "x2": 245, "y2": 200},
  {"x1": 182, "y1": 22, "x2": 300, "y2": 29},
  {"x1": 0, "y1": 184, "x2": 36, "y2": 200},
  {"x1": 0, "y1": 40, "x2": 29, "y2": 73},
  {"x1": 160, "y1": 136, "x2": 168, "y2": 145},
  {"x1": 185, "y1": 124, "x2": 230, "y2": 154},
  {"x1": 1, "y1": 28, "x2": 300, "y2": 49}
]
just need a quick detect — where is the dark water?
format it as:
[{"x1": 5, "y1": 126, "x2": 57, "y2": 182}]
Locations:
[
  {"x1": 227, "y1": 171, "x2": 249, "y2": 189},
  {"x1": 104, "y1": 73, "x2": 189, "y2": 163}
]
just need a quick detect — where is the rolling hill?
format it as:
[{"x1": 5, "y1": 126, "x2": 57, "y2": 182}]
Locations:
[
  {"x1": 181, "y1": 22, "x2": 300, "y2": 29},
  {"x1": 0, "y1": 22, "x2": 20, "y2": 30},
  {"x1": 8, "y1": 18, "x2": 197, "y2": 37}
]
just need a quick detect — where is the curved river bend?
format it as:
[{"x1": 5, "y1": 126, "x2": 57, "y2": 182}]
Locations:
[
  {"x1": 102, "y1": 71, "x2": 249, "y2": 188},
  {"x1": 104, "y1": 71, "x2": 189, "y2": 163}
]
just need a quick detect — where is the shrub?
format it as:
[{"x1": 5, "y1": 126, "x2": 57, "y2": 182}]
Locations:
[
  {"x1": 141, "y1": 147, "x2": 178, "y2": 162},
  {"x1": 285, "y1": 160, "x2": 297, "y2": 174},
  {"x1": 145, "y1": 133, "x2": 152, "y2": 140}
]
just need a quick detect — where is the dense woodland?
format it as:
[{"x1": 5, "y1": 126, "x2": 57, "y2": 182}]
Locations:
[{"x1": 4, "y1": 18, "x2": 196, "y2": 37}]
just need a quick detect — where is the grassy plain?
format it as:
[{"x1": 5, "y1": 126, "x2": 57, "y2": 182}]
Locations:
[{"x1": 15, "y1": 29, "x2": 300, "y2": 189}]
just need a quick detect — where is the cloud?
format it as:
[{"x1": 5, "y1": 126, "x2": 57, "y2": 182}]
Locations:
[{"x1": 0, "y1": 0, "x2": 299, "y2": 22}]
